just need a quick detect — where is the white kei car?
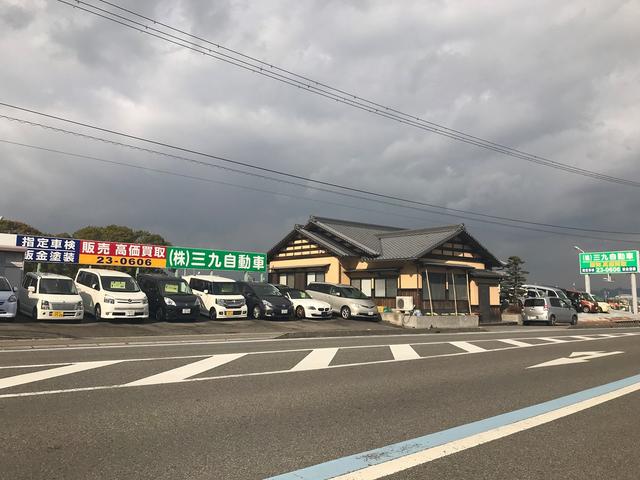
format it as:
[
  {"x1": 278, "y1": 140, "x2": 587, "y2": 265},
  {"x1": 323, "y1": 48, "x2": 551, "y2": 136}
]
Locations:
[{"x1": 274, "y1": 285, "x2": 333, "y2": 319}]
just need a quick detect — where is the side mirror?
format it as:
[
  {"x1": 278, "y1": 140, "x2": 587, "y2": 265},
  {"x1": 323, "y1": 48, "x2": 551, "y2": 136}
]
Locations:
[
  {"x1": 91, "y1": 283, "x2": 98, "y2": 290},
  {"x1": 13, "y1": 286, "x2": 17, "y2": 292},
  {"x1": 28, "y1": 286, "x2": 35, "y2": 294},
  {"x1": 335, "y1": 292, "x2": 341, "y2": 297},
  {"x1": 203, "y1": 290, "x2": 209, "y2": 294}
]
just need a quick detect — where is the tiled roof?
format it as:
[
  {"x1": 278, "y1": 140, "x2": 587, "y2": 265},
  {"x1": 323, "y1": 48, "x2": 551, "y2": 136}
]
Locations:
[
  {"x1": 308, "y1": 216, "x2": 401, "y2": 256},
  {"x1": 375, "y1": 225, "x2": 464, "y2": 260}
]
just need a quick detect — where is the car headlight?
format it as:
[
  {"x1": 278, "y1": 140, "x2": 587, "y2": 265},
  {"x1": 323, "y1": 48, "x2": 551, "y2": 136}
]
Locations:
[
  {"x1": 308, "y1": 305, "x2": 317, "y2": 310},
  {"x1": 216, "y1": 299, "x2": 226, "y2": 307},
  {"x1": 142, "y1": 297, "x2": 148, "y2": 305},
  {"x1": 7, "y1": 295, "x2": 17, "y2": 303},
  {"x1": 76, "y1": 301, "x2": 83, "y2": 310},
  {"x1": 164, "y1": 297, "x2": 176, "y2": 306},
  {"x1": 262, "y1": 300, "x2": 273, "y2": 309},
  {"x1": 104, "y1": 295, "x2": 115, "y2": 304},
  {"x1": 41, "y1": 300, "x2": 50, "y2": 310}
]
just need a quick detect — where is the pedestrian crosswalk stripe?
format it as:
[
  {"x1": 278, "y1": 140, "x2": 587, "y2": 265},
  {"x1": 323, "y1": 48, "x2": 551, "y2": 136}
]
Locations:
[
  {"x1": 291, "y1": 348, "x2": 339, "y2": 371},
  {"x1": 450, "y1": 341, "x2": 487, "y2": 353},
  {"x1": 389, "y1": 344, "x2": 420, "y2": 361},
  {"x1": 538, "y1": 337, "x2": 568, "y2": 343},
  {"x1": 0, "y1": 360, "x2": 121, "y2": 390},
  {"x1": 498, "y1": 339, "x2": 532, "y2": 348},
  {"x1": 125, "y1": 353, "x2": 247, "y2": 386}
]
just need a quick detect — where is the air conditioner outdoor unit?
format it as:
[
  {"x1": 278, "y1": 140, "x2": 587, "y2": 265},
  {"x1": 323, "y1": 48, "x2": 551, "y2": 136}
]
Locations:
[{"x1": 396, "y1": 296, "x2": 414, "y2": 312}]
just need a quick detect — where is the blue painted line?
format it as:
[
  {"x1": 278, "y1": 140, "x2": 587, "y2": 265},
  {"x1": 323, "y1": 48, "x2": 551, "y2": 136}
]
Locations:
[{"x1": 267, "y1": 373, "x2": 640, "y2": 480}]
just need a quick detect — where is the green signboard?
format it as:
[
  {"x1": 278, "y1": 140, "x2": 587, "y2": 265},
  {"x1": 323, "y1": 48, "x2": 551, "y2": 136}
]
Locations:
[
  {"x1": 167, "y1": 246, "x2": 266, "y2": 272},
  {"x1": 579, "y1": 250, "x2": 639, "y2": 274}
]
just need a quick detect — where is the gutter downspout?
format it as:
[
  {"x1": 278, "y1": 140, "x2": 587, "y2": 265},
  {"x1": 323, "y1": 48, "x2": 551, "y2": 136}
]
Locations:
[
  {"x1": 452, "y1": 271, "x2": 458, "y2": 315},
  {"x1": 466, "y1": 271, "x2": 472, "y2": 314}
]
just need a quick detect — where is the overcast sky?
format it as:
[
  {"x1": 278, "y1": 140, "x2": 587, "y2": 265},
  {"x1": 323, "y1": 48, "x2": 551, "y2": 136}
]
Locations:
[{"x1": 1, "y1": 0, "x2": 639, "y2": 291}]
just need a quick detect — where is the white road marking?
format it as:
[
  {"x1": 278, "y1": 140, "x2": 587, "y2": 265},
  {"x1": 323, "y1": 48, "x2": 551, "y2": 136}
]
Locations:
[
  {"x1": 538, "y1": 337, "x2": 568, "y2": 343},
  {"x1": 528, "y1": 351, "x2": 624, "y2": 369},
  {"x1": 498, "y1": 339, "x2": 531, "y2": 348},
  {"x1": 568, "y1": 335, "x2": 595, "y2": 341},
  {"x1": 389, "y1": 344, "x2": 421, "y2": 361},
  {"x1": 2, "y1": 326, "x2": 636, "y2": 353},
  {"x1": 0, "y1": 332, "x2": 636, "y2": 398},
  {"x1": 450, "y1": 341, "x2": 487, "y2": 353},
  {"x1": 291, "y1": 348, "x2": 339, "y2": 371},
  {"x1": 125, "y1": 353, "x2": 247, "y2": 386},
  {"x1": 326, "y1": 377, "x2": 640, "y2": 480},
  {"x1": 0, "y1": 361, "x2": 120, "y2": 390}
]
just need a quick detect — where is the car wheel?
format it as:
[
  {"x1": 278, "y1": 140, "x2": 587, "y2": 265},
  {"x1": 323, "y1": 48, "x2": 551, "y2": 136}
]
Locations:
[
  {"x1": 94, "y1": 304, "x2": 102, "y2": 321},
  {"x1": 209, "y1": 307, "x2": 217, "y2": 321},
  {"x1": 582, "y1": 306, "x2": 590, "y2": 314},
  {"x1": 340, "y1": 306, "x2": 351, "y2": 319},
  {"x1": 251, "y1": 305, "x2": 262, "y2": 319},
  {"x1": 155, "y1": 308, "x2": 165, "y2": 322},
  {"x1": 295, "y1": 306, "x2": 305, "y2": 319},
  {"x1": 571, "y1": 315, "x2": 578, "y2": 326},
  {"x1": 596, "y1": 306, "x2": 602, "y2": 313},
  {"x1": 548, "y1": 315, "x2": 557, "y2": 326}
]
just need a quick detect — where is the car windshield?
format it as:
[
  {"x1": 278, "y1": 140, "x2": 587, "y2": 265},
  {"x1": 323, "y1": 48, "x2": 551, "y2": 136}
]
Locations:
[
  {"x1": 582, "y1": 293, "x2": 596, "y2": 302},
  {"x1": 39, "y1": 278, "x2": 77, "y2": 295},
  {"x1": 159, "y1": 280, "x2": 192, "y2": 295},
  {"x1": 209, "y1": 282, "x2": 241, "y2": 295},
  {"x1": 102, "y1": 276, "x2": 139, "y2": 292},
  {"x1": 251, "y1": 283, "x2": 282, "y2": 296},
  {"x1": 287, "y1": 289, "x2": 310, "y2": 299},
  {"x1": 0, "y1": 278, "x2": 11, "y2": 291},
  {"x1": 338, "y1": 286, "x2": 369, "y2": 299}
]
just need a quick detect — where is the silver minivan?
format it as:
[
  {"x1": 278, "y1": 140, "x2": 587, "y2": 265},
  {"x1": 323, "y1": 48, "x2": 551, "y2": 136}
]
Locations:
[
  {"x1": 522, "y1": 296, "x2": 578, "y2": 326},
  {"x1": 306, "y1": 282, "x2": 379, "y2": 320}
]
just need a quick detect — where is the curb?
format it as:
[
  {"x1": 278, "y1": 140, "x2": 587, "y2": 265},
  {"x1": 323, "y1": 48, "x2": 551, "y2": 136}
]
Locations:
[{"x1": 277, "y1": 327, "x2": 487, "y2": 339}]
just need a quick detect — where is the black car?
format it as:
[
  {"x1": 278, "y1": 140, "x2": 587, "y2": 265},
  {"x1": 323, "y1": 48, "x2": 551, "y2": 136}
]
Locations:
[
  {"x1": 237, "y1": 282, "x2": 293, "y2": 319},
  {"x1": 137, "y1": 274, "x2": 200, "y2": 322}
]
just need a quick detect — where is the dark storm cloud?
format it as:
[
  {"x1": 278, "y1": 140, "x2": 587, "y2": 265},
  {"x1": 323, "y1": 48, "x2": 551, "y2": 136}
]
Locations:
[{"x1": 1, "y1": 0, "x2": 639, "y2": 291}]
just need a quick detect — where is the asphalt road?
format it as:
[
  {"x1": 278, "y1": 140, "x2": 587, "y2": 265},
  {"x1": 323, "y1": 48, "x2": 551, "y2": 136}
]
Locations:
[{"x1": 1, "y1": 326, "x2": 639, "y2": 479}]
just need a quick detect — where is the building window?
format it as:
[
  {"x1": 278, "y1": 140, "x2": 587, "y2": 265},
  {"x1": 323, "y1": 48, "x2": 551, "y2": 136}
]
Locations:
[
  {"x1": 306, "y1": 272, "x2": 325, "y2": 285},
  {"x1": 278, "y1": 274, "x2": 295, "y2": 288},
  {"x1": 428, "y1": 272, "x2": 447, "y2": 300},
  {"x1": 454, "y1": 273, "x2": 469, "y2": 300},
  {"x1": 352, "y1": 277, "x2": 398, "y2": 298},
  {"x1": 361, "y1": 279, "x2": 372, "y2": 297}
]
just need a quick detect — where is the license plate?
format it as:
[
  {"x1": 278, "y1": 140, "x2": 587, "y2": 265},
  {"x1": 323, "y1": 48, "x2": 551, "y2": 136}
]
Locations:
[
  {"x1": 182, "y1": 308, "x2": 191, "y2": 314},
  {"x1": 368, "y1": 311, "x2": 374, "y2": 315},
  {"x1": 126, "y1": 311, "x2": 135, "y2": 316},
  {"x1": 281, "y1": 309, "x2": 288, "y2": 314},
  {"x1": 52, "y1": 311, "x2": 63, "y2": 318},
  {"x1": 225, "y1": 311, "x2": 233, "y2": 317}
]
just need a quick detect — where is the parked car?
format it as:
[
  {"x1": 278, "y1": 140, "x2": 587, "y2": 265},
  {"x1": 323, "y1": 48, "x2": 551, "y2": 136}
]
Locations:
[
  {"x1": 236, "y1": 282, "x2": 293, "y2": 320},
  {"x1": 273, "y1": 284, "x2": 333, "y2": 319},
  {"x1": 184, "y1": 275, "x2": 247, "y2": 320},
  {"x1": 18, "y1": 272, "x2": 84, "y2": 321},
  {"x1": 593, "y1": 295, "x2": 611, "y2": 313},
  {"x1": 306, "y1": 282, "x2": 379, "y2": 320},
  {"x1": 562, "y1": 289, "x2": 598, "y2": 313},
  {"x1": 137, "y1": 274, "x2": 200, "y2": 321},
  {"x1": 75, "y1": 268, "x2": 148, "y2": 320},
  {"x1": 0, "y1": 275, "x2": 18, "y2": 319},
  {"x1": 522, "y1": 296, "x2": 578, "y2": 326}
]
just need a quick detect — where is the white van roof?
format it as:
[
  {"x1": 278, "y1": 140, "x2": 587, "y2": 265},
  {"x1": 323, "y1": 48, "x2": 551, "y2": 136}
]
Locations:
[
  {"x1": 77, "y1": 268, "x2": 133, "y2": 278},
  {"x1": 183, "y1": 274, "x2": 235, "y2": 283}
]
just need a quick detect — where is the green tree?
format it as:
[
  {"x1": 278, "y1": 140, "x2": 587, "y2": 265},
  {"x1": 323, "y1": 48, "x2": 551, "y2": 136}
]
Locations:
[{"x1": 501, "y1": 256, "x2": 529, "y2": 305}]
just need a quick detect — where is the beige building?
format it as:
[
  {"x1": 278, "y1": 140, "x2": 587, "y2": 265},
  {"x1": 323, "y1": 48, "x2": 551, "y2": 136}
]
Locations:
[{"x1": 268, "y1": 216, "x2": 504, "y2": 322}]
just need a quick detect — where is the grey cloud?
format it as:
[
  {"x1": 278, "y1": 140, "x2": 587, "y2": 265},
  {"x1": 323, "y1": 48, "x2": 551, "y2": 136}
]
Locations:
[{"x1": 1, "y1": 0, "x2": 639, "y2": 292}]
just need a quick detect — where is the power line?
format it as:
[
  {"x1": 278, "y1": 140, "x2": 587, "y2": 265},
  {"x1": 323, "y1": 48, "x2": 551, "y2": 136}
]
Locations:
[
  {"x1": 1, "y1": 104, "x2": 638, "y2": 237},
  {"x1": 2, "y1": 137, "x2": 639, "y2": 246},
  {"x1": 55, "y1": 0, "x2": 640, "y2": 189}
]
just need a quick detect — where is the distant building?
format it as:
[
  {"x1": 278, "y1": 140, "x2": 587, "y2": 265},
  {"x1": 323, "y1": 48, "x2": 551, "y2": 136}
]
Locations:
[{"x1": 268, "y1": 216, "x2": 503, "y2": 322}]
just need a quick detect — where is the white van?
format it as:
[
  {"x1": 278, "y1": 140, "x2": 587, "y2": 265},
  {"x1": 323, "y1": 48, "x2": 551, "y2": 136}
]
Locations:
[
  {"x1": 184, "y1": 275, "x2": 247, "y2": 320},
  {"x1": 75, "y1": 268, "x2": 148, "y2": 320},
  {"x1": 18, "y1": 272, "x2": 84, "y2": 321}
]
